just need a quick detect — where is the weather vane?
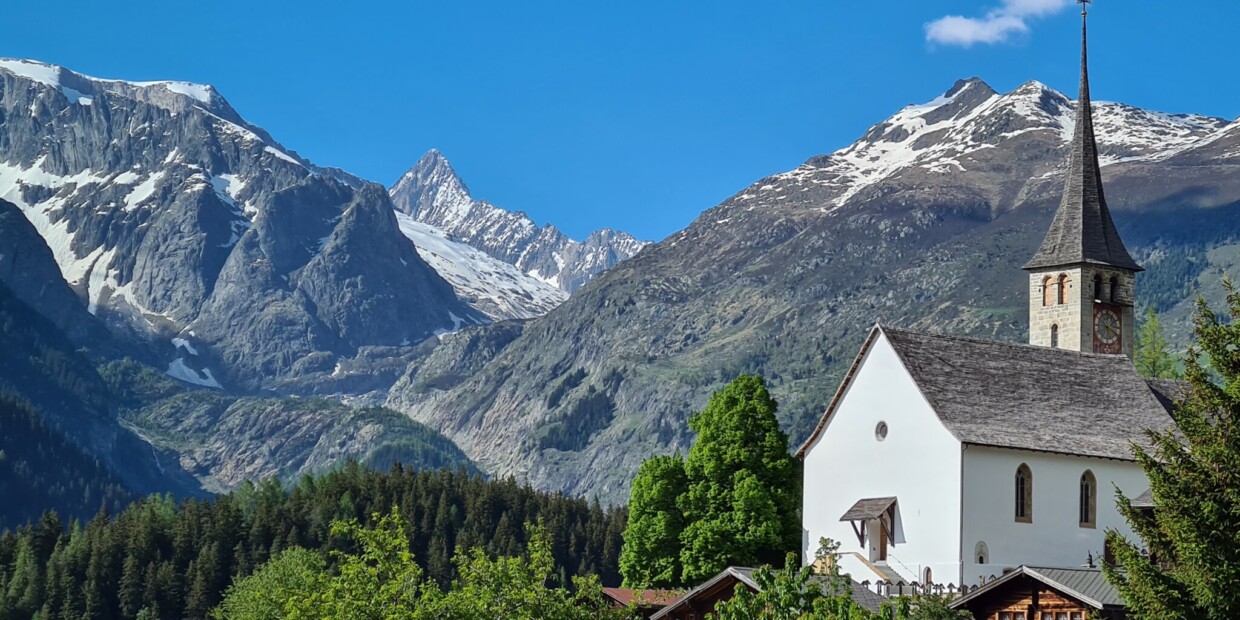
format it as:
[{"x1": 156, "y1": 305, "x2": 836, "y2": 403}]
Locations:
[{"x1": 1079, "y1": 0, "x2": 1092, "y2": 16}]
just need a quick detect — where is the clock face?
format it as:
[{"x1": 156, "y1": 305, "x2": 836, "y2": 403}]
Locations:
[{"x1": 1095, "y1": 309, "x2": 1121, "y2": 345}]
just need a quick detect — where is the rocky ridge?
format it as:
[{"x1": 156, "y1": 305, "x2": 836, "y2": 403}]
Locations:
[
  {"x1": 0, "y1": 58, "x2": 484, "y2": 393},
  {"x1": 390, "y1": 150, "x2": 648, "y2": 293}
]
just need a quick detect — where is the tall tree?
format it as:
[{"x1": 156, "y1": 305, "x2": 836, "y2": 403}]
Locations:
[
  {"x1": 619, "y1": 455, "x2": 687, "y2": 588},
  {"x1": 678, "y1": 375, "x2": 800, "y2": 583},
  {"x1": 1105, "y1": 282, "x2": 1240, "y2": 619},
  {"x1": 1134, "y1": 308, "x2": 1180, "y2": 379}
]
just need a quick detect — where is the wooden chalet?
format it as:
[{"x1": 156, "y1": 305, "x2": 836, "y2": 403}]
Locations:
[{"x1": 948, "y1": 566, "x2": 1127, "y2": 620}]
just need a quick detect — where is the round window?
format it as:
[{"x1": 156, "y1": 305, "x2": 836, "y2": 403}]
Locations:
[{"x1": 875, "y1": 421, "x2": 889, "y2": 441}]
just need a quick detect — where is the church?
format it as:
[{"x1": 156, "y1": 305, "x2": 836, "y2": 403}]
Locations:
[{"x1": 797, "y1": 6, "x2": 1176, "y2": 589}]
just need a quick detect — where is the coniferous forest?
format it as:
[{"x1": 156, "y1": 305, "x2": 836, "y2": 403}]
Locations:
[
  {"x1": 0, "y1": 463, "x2": 626, "y2": 620},
  {"x1": 0, "y1": 393, "x2": 134, "y2": 531}
]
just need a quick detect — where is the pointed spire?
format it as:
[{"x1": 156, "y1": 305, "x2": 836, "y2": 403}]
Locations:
[{"x1": 1024, "y1": 2, "x2": 1142, "y2": 273}]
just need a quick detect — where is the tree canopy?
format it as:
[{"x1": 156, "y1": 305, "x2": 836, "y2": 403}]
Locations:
[
  {"x1": 0, "y1": 463, "x2": 625, "y2": 619},
  {"x1": 216, "y1": 510, "x2": 627, "y2": 620},
  {"x1": 621, "y1": 374, "x2": 801, "y2": 587},
  {"x1": 1134, "y1": 308, "x2": 1180, "y2": 379},
  {"x1": 1105, "y1": 281, "x2": 1240, "y2": 619},
  {"x1": 619, "y1": 455, "x2": 687, "y2": 588}
]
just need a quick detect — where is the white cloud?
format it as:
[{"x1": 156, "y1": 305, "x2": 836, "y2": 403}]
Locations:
[{"x1": 926, "y1": 0, "x2": 1074, "y2": 47}]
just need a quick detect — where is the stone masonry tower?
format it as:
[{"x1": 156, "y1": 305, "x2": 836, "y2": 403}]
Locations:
[{"x1": 1024, "y1": 1, "x2": 1142, "y2": 356}]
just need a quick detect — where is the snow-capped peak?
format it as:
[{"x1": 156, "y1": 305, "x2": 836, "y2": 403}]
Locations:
[
  {"x1": 389, "y1": 150, "x2": 649, "y2": 294},
  {"x1": 0, "y1": 58, "x2": 222, "y2": 110},
  {"x1": 765, "y1": 77, "x2": 1230, "y2": 210}
]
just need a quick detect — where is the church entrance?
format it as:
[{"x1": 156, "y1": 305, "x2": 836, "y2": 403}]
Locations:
[{"x1": 879, "y1": 520, "x2": 889, "y2": 561}]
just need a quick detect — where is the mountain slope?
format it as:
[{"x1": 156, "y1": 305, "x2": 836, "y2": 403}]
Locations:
[
  {"x1": 0, "y1": 278, "x2": 201, "y2": 496},
  {"x1": 104, "y1": 359, "x2": 475, "y2": 493},
  {"x1": 0, "y1": 393, "x2": 134, "y2": 530},
  {"x1": 390, "y1": 150, "x2": 648, "y2": 293},
  {"x1": 0, "y1": 58, "x2": 478, "y2": 392},
  {"x1": 387, "y1": 78, "x2": 1240, "y2": 502}
]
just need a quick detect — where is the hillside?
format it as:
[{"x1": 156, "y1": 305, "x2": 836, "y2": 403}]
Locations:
[{"x1": 0, "y1": 393, "x2": 134, "y2": 530}]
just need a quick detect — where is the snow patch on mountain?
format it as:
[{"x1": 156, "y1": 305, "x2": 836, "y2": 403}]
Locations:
[
  {"x1": 167, "y1": 358, "x2": 221, "y2": 388},
  {"x1": 395, "y1": 212, "x2": 567, "y2": 320},
  {"x1": 390, "y1": 150, "x2": 648, "y2": 293},
  {"x1": 763, "y1": 78, "x2": 1230, "y2": 212}
]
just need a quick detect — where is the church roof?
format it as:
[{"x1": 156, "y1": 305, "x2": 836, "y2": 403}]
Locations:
[
  {"x1": 1024, "y1": 10, "x2": 1142, "y2": 273},
  {"x1": 797, "y1": 325, "x2": 1176, "y2": 461},
  {"x1": 881, "y1": 326, "x2": 1173, "y2": 460}
]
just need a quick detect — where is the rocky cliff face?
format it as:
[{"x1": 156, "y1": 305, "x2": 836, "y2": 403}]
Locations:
[
  {"x1": 387, "y1": 78, "x2": 1240, "y2": 503},
  {"x1": 390, "y1": 150, "x2": 648, "y2": 293},
  {"x1": 0, "y1": 59, "x2": 480, "y2": 392}
]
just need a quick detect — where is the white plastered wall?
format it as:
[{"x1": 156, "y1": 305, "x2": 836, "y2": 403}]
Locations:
[
  {"x1": 801, "y1": 331, "x2": 962, "y2": 585},
  {"x1": 960, "y1": 445, "x2": 1147, "y2": 586}
]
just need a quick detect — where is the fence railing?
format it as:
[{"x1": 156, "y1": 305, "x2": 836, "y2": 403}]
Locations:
[{"x1": 858, "y1": 578, "x2": 998, "y2": 599}]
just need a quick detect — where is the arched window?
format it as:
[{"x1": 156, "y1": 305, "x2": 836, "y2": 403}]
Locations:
[
  {"x1": 1080, "y1": 470, "x2": 1097, "y2": 528},
  {"x1": 975, "y1": 541, "x2": 989, "y2": 565},
  {"x1": 1110, "y1": 276, "x2": 1120, "y2": 303},
  {"x1": 1094, "y1": 273, "x2": 1104, "y2": 300},
  {"x1": 1015, "y1": 464, "x2": 1033, "y2": 523},
  {"x1": 1057, "y1": 274, "x2": 1070, "y2": 305},
  {"x1": 1050, "y1": 324, "x2": 1059, "y2": 348},
  {"x1": 1042, "y1": 276, "x2": 1054, "y2": 307}
]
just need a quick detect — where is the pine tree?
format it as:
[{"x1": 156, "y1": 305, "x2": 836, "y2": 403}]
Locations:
[
  {"x1": 1105, "y1": 282, "x2": 1240, "y2": 619},
  {"x1": 1134, "y1": 308, "x2": 1180, "y2": 379}
]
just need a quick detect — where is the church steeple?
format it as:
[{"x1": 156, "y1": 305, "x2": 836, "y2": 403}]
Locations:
[
  {"x1": 1025, "y1": 1, "x2": 1140, "y2": 356},
  {"x1": 1024, "y1": 1, "x2": 1141, "y2": 273}
]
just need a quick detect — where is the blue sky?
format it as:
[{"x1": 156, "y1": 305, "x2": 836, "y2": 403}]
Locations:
[{"x1": 4, "y1": 1, "x2": 1237, "y2": 241}]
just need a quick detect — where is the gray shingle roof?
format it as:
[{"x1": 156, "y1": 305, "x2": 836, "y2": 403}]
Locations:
[
  {"x1": 840, "y1": 497, "x2": 897, "y2": 522},
  {"x1": 882, "y1": 326, "x2": 1174, "y2": 460},
  {"x1": 1130, "y1": 489, "x2": 1155, "y2": 509},
  {"x1": 951, "y1": 565, "x2": 1124, "y2": 610},
  {"x1": 1024, "y1": 15, "x2": 1142, "y2": 273}
]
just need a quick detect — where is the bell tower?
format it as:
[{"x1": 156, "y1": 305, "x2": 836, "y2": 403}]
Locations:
[{"x1": 1024, "y1": 0, "x2": 1142, "y2": 356}]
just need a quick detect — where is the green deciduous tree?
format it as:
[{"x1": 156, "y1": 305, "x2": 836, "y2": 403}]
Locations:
[
  {"x1": 679, "y1": 375, "x2": 801, "y2": 583},
  {"x1": 212, "y1": 548, "x2": 323, "y2": 620},
  {"x1": 1134, "y1": 308, "x2": 1180, "y2": 379},
  {"x1": 284, "y1": 509, "x2": 430, "y2": 620},
  {"x1": 710, "y1": 540, "x2": 967, "y2": 620},
  {"x1": 215, "y1": 512, "x2": 626, "y2": 620},
  {"x1": 619, "y1": 455, "x2": 687, "y2": 588},
  {"x1": 433, "y1": 525, "x2": 625, "y2": 620},
  {"x1": 1105, "y1": 282, "x2": 1240, "y2": 619}
]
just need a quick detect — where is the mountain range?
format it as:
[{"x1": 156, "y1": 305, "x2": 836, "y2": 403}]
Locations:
[
  {"x1": 3, "y1": 57, "x2": 1240, "y2": 505},
  {"x1": 386, "y1": 78, "x2": 1240, "y2": 501}
]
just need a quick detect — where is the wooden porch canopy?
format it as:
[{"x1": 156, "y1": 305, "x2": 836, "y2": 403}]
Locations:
[{"x1": 839, "y1": 497, "x2": 897, "y2": 547}]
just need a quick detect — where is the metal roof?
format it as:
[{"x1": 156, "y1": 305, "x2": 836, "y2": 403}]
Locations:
[{"x1": 950, "y1": 565, "x2": 1124, "y2": 610}]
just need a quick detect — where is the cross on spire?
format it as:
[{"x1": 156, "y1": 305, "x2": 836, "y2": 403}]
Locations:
[{"x1": 1024, "y1": 0, "x2": 1143, "y2": 273}]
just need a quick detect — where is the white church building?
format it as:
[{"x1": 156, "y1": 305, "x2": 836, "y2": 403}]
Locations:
[{"x1": 797, "y1": 9, "x2": 1176, "y2": 588}]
